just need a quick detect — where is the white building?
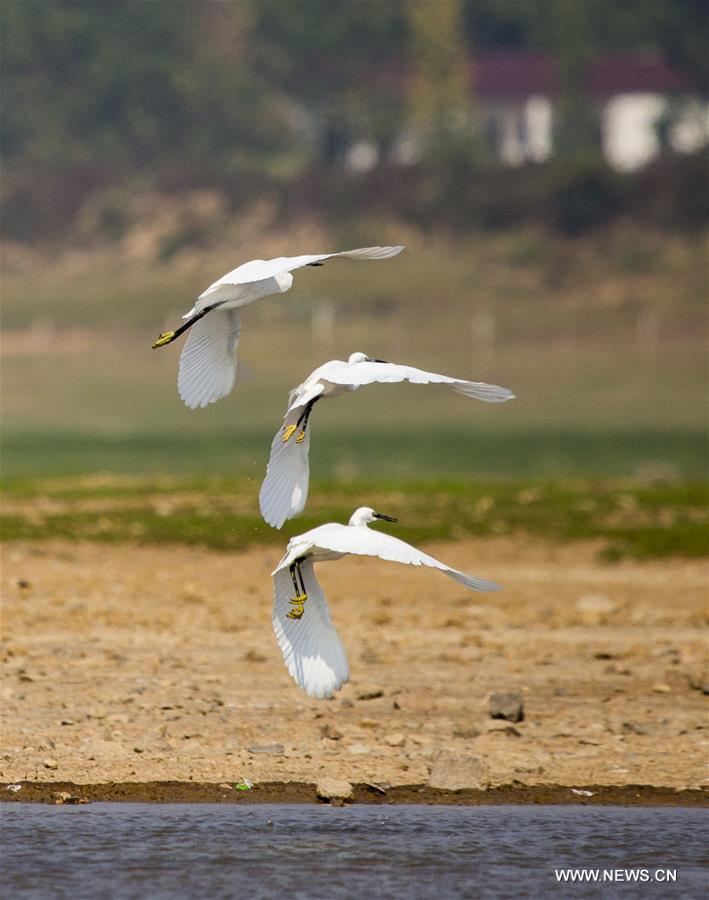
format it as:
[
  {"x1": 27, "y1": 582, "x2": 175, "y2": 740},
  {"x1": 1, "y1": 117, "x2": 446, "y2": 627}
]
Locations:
[{"x1": 339, "y1": 52, "x2": 708, "y2": 173}]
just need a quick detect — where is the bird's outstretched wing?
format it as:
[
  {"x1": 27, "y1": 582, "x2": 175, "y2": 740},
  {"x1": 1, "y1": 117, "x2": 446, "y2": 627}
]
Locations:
[
  {"x1": 204, "y1": 246, "x2": 405, "y2": 290},
  {"x1": 310, "y1": 524, "x2": 501, "y2": 592},
  {"x1": 178, "y1": 308, "x2": 241, "y2": 409},
  {"x1": 260, "y1": 414, "x2": 312, "y2": 529},
  {"x1": 324, "y1": 360, "x2": 515, "y2": 403},
  {"x1": 260, "y1": 383, "x2": 325, "y2": 528},
  {"x1": 272, "y1": 559, "x2": 349, "y2": 699}
]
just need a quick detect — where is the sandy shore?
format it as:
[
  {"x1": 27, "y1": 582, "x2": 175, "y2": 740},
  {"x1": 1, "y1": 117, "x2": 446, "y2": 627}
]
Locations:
[{"x1": 1, "y1": 537, "x2": 707, "y2": 798}]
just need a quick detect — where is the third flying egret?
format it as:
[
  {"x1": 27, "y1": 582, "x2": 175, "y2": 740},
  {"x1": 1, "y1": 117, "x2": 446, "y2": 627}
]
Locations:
[
  {"x1": 272, "y1": 506, "x2": 501, "y2": 698},
  {"x1": 259, "y1": 352, "x2": 515, "y2": 528},
  {"x1": 151, "y1": 246, "x2": 404, "y2": 409}
]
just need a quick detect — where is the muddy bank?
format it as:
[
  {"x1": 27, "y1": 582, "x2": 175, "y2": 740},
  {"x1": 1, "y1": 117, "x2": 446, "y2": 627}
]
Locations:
[
  {"x1": 3, "y1": 781, "x2": 708, "y2": 807},
  {"x1": 2, "y1": 538, "x2": 706, "y2": 790}
]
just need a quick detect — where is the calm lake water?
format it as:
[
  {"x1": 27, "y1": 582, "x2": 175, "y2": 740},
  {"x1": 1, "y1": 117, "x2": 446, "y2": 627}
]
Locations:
[{"x1": 1, "y1": 804, "x2": 707, "y2": 899}]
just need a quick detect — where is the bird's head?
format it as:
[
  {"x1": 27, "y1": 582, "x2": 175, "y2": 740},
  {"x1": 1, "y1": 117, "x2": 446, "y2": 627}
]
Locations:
[
  {"x1": 347, "y1": 351, "x2": 389, "y2": 364},
  {"x1": 348, "y1": 506, "x2": 398, "y2": 527}
]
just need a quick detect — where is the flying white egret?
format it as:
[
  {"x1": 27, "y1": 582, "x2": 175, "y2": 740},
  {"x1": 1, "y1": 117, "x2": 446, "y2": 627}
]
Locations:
[
  {"x1": 272, "y1": 506, "x2": 501, "y2": 699},
  {"x1": 259, "y1": 352, "x2": 515, "y2": 529},
  {"x1": 151, "y1": 246, "x2": 404, "y2": 409}
]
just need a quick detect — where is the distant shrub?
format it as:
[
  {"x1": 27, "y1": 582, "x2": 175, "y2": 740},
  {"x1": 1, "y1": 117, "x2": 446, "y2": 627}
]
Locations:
[
  {"x1": 545, "y1": 156, "x2": 625, "y2": 235},
  {"x1": 633, "y1": 149, "x2": 709, "y2": 229},
  {"x1": 2, "y1": 147, "x2": 706, "y2": 246}
]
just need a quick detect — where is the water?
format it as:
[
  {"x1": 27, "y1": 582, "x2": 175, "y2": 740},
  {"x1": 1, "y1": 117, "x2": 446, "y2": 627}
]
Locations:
[{"x1": 1, "y1": 804, "x2": 706, "y2": 899}]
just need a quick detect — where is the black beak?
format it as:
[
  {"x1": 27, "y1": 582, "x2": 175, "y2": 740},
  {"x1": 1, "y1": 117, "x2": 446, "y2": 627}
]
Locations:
[
  {"x1": 366, "y1": 357, "x2": 389, "y2": 364},
  {"x1": 374, "y1": 512, "x2": 398, "y2": 523}
]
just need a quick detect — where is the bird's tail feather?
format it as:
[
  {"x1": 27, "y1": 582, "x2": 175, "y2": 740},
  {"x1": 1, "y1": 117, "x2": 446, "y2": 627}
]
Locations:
[
  {"x1": 445, "y1": 567, "x2": 502, "y2": 592},
  {"x1": 452, "y1": 381, "x2": 515, "y2": 403}
]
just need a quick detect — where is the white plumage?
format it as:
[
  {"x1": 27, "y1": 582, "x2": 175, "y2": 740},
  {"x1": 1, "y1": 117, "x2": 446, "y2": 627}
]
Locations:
[
  {"x1": 152, "y1": 246, "x2": 404, "y2": 408},
  {"x1": 259, "y1": 352, "x2": 515, "y2": 528},
  {"x1": 272, "y1": 506, "x2": 502, "y2": 698},
  {"x1": 177, "y1": 308, "x2": 241, "y2": 409}
]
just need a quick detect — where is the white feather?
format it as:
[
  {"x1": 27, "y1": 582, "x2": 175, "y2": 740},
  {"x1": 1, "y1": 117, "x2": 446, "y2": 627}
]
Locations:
[
  {"x1": 296, "y1": 522, "x2": 501, "y2": 592},
  {"x1": 177, "y1": 308, "x2": 240, "y2": 409},
  {"x1": 272, "y1": 559, "x2": 349, "y2": 699},
  {"x1": 157, "y1": 247, "x2": 405, "y2": 407},
  {"x1": 323, "y1": 359, "x2": 515, "y2": 403},
  {"x1": 259, "y1": 415, "x2": 313, "y2": 529},
  {"x1": 271, "y1": 508, "x2": 501, "y2": 697},
  {"x1": 259, "y1": 355, "x2": 514, "y2": 527},
  {"x1": 201, "y1": 245, "x2": 405, "y2": 293}
]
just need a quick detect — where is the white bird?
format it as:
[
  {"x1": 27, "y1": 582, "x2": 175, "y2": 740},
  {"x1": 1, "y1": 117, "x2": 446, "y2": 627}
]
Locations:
[
  {"x1": 152, "y1": 246, "x2": 404, "y2": 409},
  {"x1": 259, "y1": 352, "x2": 515, "y2": 529},
  {"x1": 272, "y1": 506, "x2": 501, "y2": 699}
]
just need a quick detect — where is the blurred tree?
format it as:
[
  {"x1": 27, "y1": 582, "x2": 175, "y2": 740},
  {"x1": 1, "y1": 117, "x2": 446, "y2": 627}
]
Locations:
[
  {"x1": 548, "y1": 0, "x2": 601, "y2": 160},
  {"x1": 252, "y1": 0, "x2": 409, "y2": 167},
  {"x1": 2, "y1": 1, "x2": 194, "y2": 170},
  {"x1": 462, "y1": 0, "x2": 707, "y2": 91},
  {"x1": 1, "y1": 0, "x2": 294, "y2": 234},
  {"x1": 641, "y1": 0, "x2": 708, "y2": 92},
  {"x1": 1, "y1": 0, "x2": 706, "y2": 240},
  {"x1": 407, "y1": 0, "x2": 482, "y2": 162},
  {"x1": 462, "y1": 0, "x2": 552, "y2": 50}
]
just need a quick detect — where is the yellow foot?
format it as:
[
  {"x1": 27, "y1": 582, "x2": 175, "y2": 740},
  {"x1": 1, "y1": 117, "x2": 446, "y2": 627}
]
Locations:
[
  {"x1": 152, "y1": 331, "x2": 176, "y2": 349},
  {"x1": 286, "y1": 593, "x2": 308, "y2": 620},
  {"x1": 295, "y1": 430, "x2": 306, "y2": 444},
  {"x1": 282, "y1": 424, "x2": 298, "y2": 442}
]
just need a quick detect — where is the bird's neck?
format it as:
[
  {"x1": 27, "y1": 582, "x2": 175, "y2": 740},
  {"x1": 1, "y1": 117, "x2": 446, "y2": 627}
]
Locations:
[
  {"x1": 276, "y1": 272, "x2": 293, "y2": 293},
  {"x1": 348, "y1": 514, "x2": 371, "y2": 528}
]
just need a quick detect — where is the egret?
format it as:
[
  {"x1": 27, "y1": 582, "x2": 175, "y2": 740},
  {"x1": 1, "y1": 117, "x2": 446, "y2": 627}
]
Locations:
[
  {"x1": 272, "y1": 506, "x2": 501, "y2": 698},
  {"x1": 259, "y1": 352, "x2": 515, "y2": 528},
  {"x1": 151, "y1": 246, "x2": 404, "y2": 409}
]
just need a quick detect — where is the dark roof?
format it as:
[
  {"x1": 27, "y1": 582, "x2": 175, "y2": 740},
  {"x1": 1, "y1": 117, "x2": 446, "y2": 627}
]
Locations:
[
  {"x1": 471, "y1": 54, "x2": 553, "y2": 99},
  {"x1": 323, "y1": 52, "x2": 695, "y2": 101},
  {"x1": 586, "y1": 53, "x2": 691, "y2": 96},
  {"x1": 472, "y1": 52, "x2": 693, "y2": 100}
]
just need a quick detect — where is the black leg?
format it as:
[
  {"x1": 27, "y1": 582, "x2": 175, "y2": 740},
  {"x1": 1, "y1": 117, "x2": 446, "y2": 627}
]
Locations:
[
  {"x1": 289, "y1": 558, "x2": 308, "y2": 597},
  {"x1": 152, "y1": 301, "x2": 225, "y2": 348},
  {"x1": 289, "y1": 563, "x2": 300, "y2": 596},
  {"x1": 285, "y1": 398, "x2": 319, "y2": 443},
  {"x1": 287, "y1": 558, "x2": 309, "y2": 619},
  {"x1": 296, "y1": 400, "x2": 313, "y2": 429},
  {"x1": 295, "y1": 398, "x2": 319, "y2": 443},
  {"x1": 295, "y1": 559, "x2": 307, "y2": 596}
]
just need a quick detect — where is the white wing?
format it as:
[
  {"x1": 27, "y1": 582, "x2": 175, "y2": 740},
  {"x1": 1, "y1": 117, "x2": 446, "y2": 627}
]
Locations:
[
  {"x1": 204, "y1": 246, "x2": 405, "y2": 290},
  {"x1": 260, "y1": 383, "x2": 326, "y2": 528},
  {"x1": 259, "y1": 415, "x2": 312, "y2": 530},
  {"x1": 324, "y1": 360, "x2": 514, "y2": 403},
  {"x1": 272, "y1": 559, "x2": 349, "y2": 699},
  {"x1": 177, "y1": 308, "x2": 240, "y2": 409},
  {"x1": 308, "y1": 523, "x2": 501, "y2": 592}
]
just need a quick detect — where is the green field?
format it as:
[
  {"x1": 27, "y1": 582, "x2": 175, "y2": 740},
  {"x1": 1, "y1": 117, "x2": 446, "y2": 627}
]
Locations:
[
  {"x1": 2, "y1": 225, "x2": 707, "y2": 561},
  {"x1": 2, "y1": 472, "x2": 707, "y2": 562},
  {"x1": 3, "y1": 225, "x2": 706, "y2": 442},
  {"x1": 2, "y1": 426, "x2": 707, "y2": 481}
]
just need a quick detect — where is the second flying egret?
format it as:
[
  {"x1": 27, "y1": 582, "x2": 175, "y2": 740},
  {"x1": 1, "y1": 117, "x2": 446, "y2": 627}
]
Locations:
[
  {"x1": 151, "y1": 246, "x2": 404, "y2": 409},
  {"x1": 272, "y1": 506, "x2": 501, "y2": 699},
  {"x1": 259, "y1": 352, "x2": 515, "y2": 528}
]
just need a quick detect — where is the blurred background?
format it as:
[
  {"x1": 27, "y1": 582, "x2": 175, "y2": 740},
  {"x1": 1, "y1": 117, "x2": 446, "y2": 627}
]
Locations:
[
  {"x1": 1, "y1": 0, "x2": 707, "y2": 490},
  {"x1": 3, "y1": 3, "x2": 707, "y2": 806}
]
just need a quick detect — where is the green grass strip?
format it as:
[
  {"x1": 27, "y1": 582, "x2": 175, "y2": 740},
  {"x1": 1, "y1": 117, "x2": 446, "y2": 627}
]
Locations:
[{"x1": 2, "y1": 478, "x2": 706, "y2": 561}]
